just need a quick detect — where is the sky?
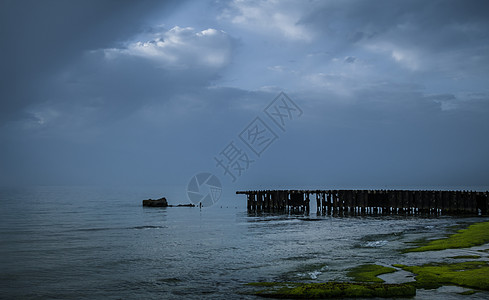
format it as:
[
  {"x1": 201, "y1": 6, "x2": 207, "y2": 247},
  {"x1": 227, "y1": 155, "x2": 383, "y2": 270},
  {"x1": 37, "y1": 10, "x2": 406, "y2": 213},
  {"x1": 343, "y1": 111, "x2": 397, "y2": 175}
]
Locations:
[{"x1": 1, "y1": 0, "x2": 488, "y2": 196}]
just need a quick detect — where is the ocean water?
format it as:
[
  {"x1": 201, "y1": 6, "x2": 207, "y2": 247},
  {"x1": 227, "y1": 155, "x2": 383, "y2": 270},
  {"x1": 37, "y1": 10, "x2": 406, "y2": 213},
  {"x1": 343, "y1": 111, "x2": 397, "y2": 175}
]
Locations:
[{"x1": 1, "y1": 186, "x2": 488, "y2": 299}]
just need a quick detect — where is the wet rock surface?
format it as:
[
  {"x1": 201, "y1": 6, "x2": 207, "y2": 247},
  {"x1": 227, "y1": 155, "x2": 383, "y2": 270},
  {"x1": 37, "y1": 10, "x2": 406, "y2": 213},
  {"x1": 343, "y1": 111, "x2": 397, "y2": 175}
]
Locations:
[{"x1": 142, "y1": 197, "x2": 168, "y2": 207}]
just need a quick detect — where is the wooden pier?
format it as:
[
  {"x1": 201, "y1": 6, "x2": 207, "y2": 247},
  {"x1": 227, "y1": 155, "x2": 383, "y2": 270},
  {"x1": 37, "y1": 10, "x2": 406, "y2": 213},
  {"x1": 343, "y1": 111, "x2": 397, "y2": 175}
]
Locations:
[{"x1": 236, "y1": 190, "x2": 489, "y2": 215}]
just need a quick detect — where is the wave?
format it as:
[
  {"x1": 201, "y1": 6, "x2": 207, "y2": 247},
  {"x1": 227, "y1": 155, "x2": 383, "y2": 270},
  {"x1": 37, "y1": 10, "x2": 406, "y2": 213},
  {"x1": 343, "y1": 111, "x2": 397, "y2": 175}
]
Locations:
[{"x1": 364, "y1": 240, "x2": 388, "y2": 247}]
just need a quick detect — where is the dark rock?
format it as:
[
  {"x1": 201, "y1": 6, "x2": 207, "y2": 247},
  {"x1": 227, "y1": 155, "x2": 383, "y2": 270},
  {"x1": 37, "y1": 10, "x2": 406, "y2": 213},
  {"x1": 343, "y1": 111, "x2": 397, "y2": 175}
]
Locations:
[
  {"x1": 176, "y1": 203, "x2": 196, "y2": 207},
  {"x1": 167, "y1": 203, "x2": 196, "y2": 207},
  {"x1": 142, "y1": 197, "x2": 168, "y2": 207}
]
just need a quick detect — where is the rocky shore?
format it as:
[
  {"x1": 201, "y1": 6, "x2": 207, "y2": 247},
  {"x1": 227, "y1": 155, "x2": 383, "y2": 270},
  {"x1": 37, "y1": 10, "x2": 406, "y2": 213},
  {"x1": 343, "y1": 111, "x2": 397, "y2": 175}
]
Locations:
[{"x1": 247, "y1": 220, "x2": 489, "y2": 298}]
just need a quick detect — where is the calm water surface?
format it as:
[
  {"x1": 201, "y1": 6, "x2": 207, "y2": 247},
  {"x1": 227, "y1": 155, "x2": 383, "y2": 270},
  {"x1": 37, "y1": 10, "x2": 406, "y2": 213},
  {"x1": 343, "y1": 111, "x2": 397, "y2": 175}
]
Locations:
[{"x1": 1, "y1": 186, "x2": 488, "y2": 299}]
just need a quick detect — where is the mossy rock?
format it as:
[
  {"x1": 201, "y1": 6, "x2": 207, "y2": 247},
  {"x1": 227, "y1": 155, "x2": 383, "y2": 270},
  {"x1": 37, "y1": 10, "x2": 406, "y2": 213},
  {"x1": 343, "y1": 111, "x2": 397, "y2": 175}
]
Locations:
[
  {"x1": 403, "y1": 221, "x2": 489, "y2": 253},
  {"x1": 249, "y1": 282, "x2": 416, "y2": 298},
  {"x1": 397, "y1": 261, "x2": 489, "y2": 291},
  {"x1": 347, "y1": 264, "x2": 397, "y2": 283}
]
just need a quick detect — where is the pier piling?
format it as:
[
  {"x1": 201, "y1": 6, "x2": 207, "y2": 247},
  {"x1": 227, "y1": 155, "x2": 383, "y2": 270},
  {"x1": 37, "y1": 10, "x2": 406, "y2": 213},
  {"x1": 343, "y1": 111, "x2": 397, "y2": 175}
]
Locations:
[{"x1": 237, "y1": 189, "x2": 489, "y2": 215}]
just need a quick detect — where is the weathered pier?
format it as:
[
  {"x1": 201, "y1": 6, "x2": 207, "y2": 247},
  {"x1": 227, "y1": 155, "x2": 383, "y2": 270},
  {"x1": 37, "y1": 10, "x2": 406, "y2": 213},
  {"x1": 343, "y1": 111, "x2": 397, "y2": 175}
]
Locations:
[{"x1": 236, "y1": 190, "x2": 489, "y2": 215}]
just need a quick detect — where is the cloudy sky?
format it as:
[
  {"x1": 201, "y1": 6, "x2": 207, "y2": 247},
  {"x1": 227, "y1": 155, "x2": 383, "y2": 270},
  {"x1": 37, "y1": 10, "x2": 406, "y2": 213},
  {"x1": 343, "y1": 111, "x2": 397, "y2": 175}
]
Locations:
[{"x1": 1, "y1": 0, "x2": 488, "y2": 195}]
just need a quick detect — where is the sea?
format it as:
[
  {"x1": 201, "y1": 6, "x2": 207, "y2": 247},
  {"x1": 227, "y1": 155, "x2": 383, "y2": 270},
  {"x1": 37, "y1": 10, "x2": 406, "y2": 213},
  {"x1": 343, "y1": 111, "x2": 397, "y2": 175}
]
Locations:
[{"x1": 1, "y1": 185, "x2": 488, "y2": 299}]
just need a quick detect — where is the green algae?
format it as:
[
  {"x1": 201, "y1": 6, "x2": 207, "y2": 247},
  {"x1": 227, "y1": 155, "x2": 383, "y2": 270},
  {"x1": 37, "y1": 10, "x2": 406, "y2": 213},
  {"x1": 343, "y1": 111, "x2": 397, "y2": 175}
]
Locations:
[
  {"x1": 248, "y1": 220, "x2": 489, "y2": 298},
  {"x1": 403, "y1": 221, "x2": 489, "y2": 252},
  {"x1": 459, "y1": 290, "x2": 477, "y2": 295},
  {"x1": 347, "y1": 264, "x2": 397, "y2": 283},
  {"x1": 449, "y1": 255, "x2": 481, "y2": 259},
  {"x1": 250, "y1": 282, "x2": 416, "y2": 298},
  {"x1": 395, "y1": 261, "x2": 489, "y2": 291}
]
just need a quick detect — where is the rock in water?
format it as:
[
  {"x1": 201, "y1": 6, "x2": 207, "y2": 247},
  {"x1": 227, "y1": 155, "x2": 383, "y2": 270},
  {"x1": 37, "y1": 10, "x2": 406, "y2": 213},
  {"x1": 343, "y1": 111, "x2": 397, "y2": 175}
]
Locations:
[{"x1": 142, "y1": 197, "x2": 168, "y2": 207}]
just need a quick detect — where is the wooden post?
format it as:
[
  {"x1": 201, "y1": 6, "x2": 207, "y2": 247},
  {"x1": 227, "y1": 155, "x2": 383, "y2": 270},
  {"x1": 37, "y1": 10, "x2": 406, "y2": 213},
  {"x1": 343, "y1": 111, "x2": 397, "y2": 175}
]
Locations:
[
  {"x1": 441, "y1": 191, "x2": 448, "y2": 214},
  {"x1": 339, "y1": 190, "x2": 344, "y2": 212},
  {"x1": 434, "y1": 191, "x2": 441, "y2": 214},
  {"x1": 327, "y1": 191, "x2": 332, "y2": 214},
  {"x1": 388, "y1": 191, "x2": 396, "y2": 214},
  {"x1": 468, "y1": 192, "x2": 476, "y2": 214},
  {"x1": 285, "y1": 191, "x2": 289, "y2": 212},
  {"x1": 321, "y1": 192, "x2": 326, "y2": 213},
  {"x1": 346, "y1": 190, "x2": 355, "y2": 214},
  {"x1": 372, "y1": 191, "x2": 378, "y2": 214},
  {"x1": 316, "y1": 193, "x2": 320, "y2": 214},
  {"x1": 332, "y1": 191, "x2": 338, "y2": 213},
  {"x1": 382, "y1": 190, "x2": 389, "y2": 214},
  {"x1": 357, "y1": 190, "x2": 365, "y2": 214},
  {"x1": 306, "y1": 193, "x2": 310, "y2": 213}
]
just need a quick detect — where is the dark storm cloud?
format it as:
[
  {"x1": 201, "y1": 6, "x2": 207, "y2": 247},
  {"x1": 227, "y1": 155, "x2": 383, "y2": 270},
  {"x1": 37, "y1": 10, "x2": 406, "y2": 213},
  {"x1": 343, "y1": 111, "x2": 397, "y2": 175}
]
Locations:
[
  {"x1": 4, "y1": 23, "x2": 238, "y2": 137},
  {"x1": 0, "y1": 0, "x2": 182, "y2": 124},
  {"x1": 303, "y1": 0, "x2": 489, "y2": 42},
  {"x1": 301, "y1": 0, "x2": 489, "y2": 71}
]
